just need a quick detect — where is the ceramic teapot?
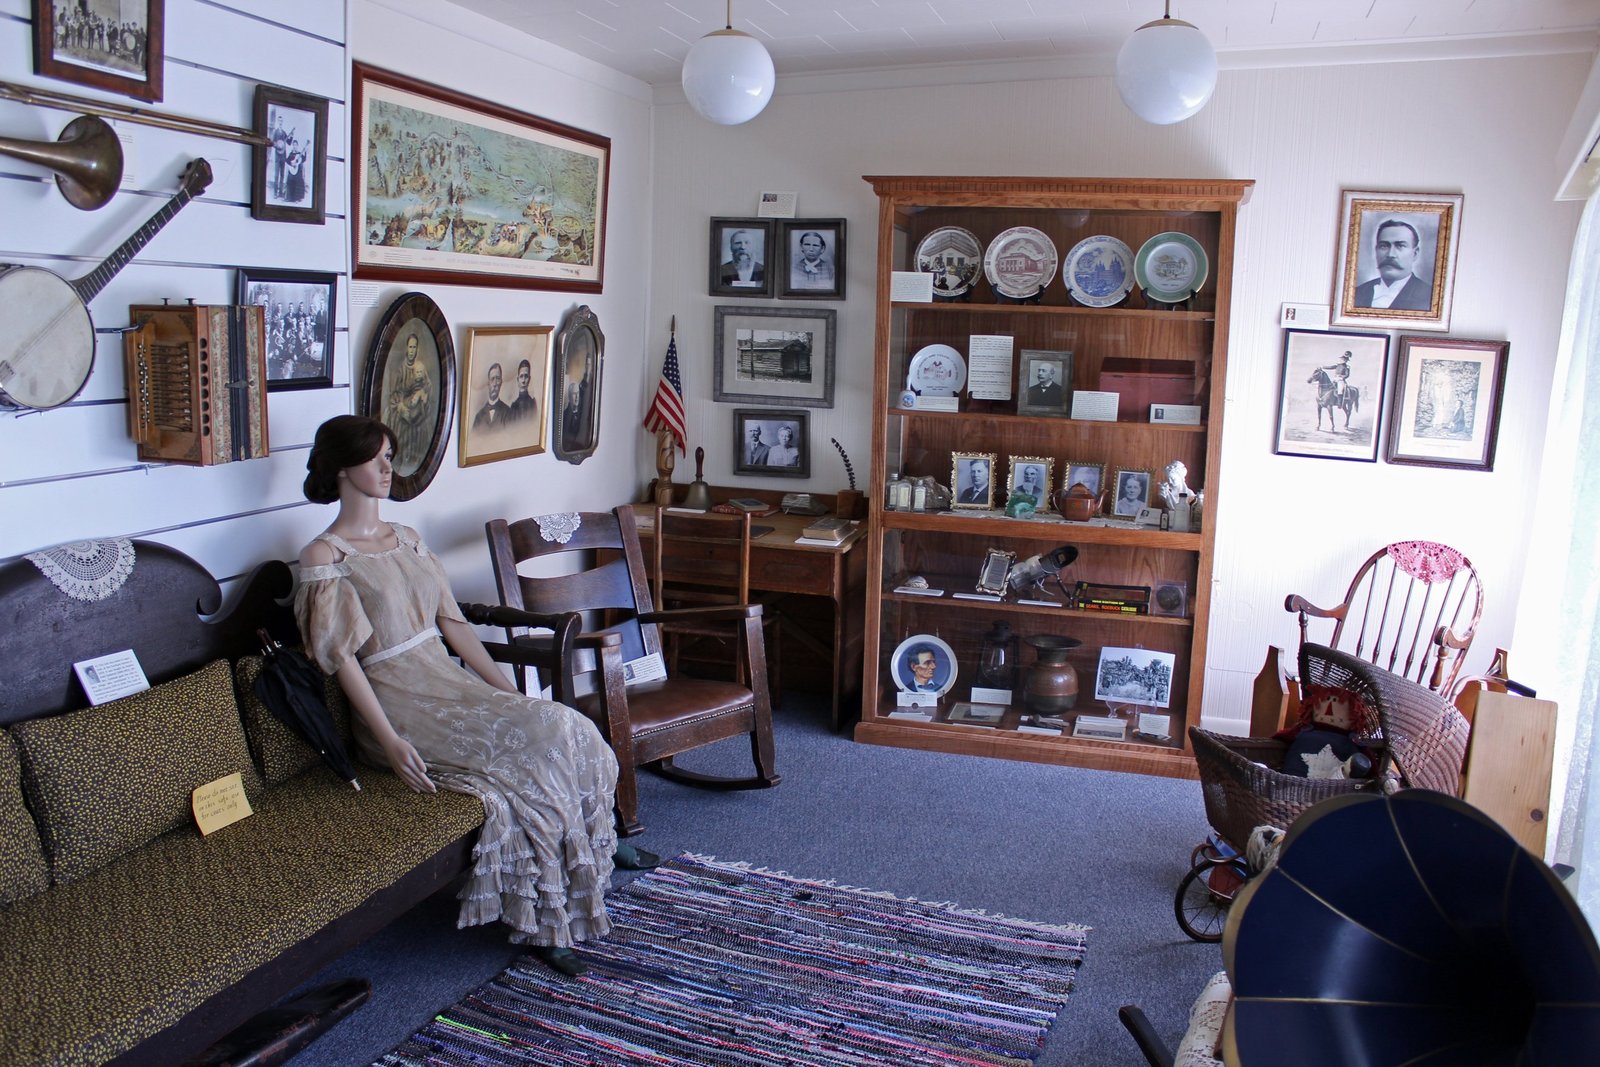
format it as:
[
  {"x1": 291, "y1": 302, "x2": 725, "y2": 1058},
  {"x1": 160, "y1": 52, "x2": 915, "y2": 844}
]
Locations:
[{"x1": 1056, "y1": 482, "x2": 1106, "y2": 522}]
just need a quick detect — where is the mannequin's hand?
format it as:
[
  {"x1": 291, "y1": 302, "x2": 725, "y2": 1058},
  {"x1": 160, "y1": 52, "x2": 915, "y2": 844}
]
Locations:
[{"x1": 382, "y1": 733, "x2": 435, "y2": 793}]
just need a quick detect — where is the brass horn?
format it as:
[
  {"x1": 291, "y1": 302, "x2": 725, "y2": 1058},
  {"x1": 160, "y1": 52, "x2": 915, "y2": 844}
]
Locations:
[{"x1": 0, "y1": 114, "x2": 124, "y2": 210}]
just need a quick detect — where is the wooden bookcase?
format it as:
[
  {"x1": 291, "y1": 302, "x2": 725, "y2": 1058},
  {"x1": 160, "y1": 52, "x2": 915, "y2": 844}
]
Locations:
[{"x1": 855, "y1": 176, "x2": 1252, "y2": 778}]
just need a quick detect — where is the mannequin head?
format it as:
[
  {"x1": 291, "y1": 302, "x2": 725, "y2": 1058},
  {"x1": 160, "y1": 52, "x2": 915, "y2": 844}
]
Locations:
[{"x1": 304, "y1": 415, "x2": 399, "y2": 503}]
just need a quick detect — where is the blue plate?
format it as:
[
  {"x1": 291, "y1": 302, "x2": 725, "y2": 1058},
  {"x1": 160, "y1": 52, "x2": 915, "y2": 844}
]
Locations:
[{"x1": 1063, "y1": 235, "x2": 1135, "y2": 307}]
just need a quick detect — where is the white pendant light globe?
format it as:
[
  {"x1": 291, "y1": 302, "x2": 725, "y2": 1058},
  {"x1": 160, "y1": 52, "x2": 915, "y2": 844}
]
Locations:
[
  {"x1": 1115, "y1": 10, "x2": 1218, "y2": 125},
  {"x1": 682, "y1": 25, "x2": 775, "y2": 126}
]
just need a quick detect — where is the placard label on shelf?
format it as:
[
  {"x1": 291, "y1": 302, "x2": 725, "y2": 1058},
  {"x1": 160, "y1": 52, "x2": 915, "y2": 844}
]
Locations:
[
  {"x1": 1137, "y1": 712, "x2": 1173, "y2": 740},
  {"x1": 896, "y1": 691, "x2": 939, "y2": 708},
  {"x1": 891, "y1": 271, "x2": 934, "y2": 302},
  {"x1": 1070, "y1": 390, "x2": 1120, "y2": 421},
  {"x1": 967, "y1": 335, "x2": 1015, "y2": 400},
  {"x1": 1073, "y1": 714, "x2": 1129, "y2": 740},
  {"x1": 971, "y1": 686, "x2": 1013, "y2": 704},
  {"x1": 1150, "y1": 404, "x2": 1202, "y2": 425},
  {"x1": 952, "y1": 592, "x2": 1004, "y2": 601},
  {"x1": 913, "y1": 395, "x2": 960, "y2": 412}
]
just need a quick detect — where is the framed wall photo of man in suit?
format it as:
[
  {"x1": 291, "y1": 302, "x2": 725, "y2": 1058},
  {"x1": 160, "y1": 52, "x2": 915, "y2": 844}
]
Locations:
[
  {"x1": 1016, "y1": 349, "x2": 1073, "y2": 415},
  {"x1": 1332, "y1": 190, "x2": 1462, "y2": 332},
  {"x1": 709, "y1": 218, "x2": 775, "y2": 298},
  {"x1": 951, "y1": 451, "x2": 997, "y2": 509}
]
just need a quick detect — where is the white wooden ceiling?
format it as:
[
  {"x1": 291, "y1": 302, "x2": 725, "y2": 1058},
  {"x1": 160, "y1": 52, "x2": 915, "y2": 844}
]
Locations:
[{"x1": 445, "y1": 0, "x2": 1600, "y2": 86}]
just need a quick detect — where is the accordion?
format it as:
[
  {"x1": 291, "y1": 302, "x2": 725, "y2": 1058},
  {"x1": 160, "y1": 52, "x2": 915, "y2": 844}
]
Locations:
[{"x1": 124, "y1": 303, "x2": 269, "y2": 465}]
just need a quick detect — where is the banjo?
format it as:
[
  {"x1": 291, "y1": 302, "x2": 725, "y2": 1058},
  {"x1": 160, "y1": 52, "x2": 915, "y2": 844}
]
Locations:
[{"x1": 0, "y1": 157, "x2": 213, "y2": 411}]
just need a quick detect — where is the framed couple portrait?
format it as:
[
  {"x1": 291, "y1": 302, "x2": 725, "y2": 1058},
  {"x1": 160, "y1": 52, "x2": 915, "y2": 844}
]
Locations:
[
  {"x1": 252, "y1": 83, "x2": 329, "y2": 225},
  {"x1": 1331, "y1": 190, "x2": 1463, "y2": 332},
  {"x1": 458, "y1": 325, "x2": 552, "y2": 467},
  {"x1": 732, "y1": 408, "x2": 809, "y2": 478}
]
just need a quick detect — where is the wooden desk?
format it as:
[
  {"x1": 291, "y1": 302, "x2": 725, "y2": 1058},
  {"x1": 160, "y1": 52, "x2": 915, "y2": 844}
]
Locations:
[{"x1": 633, "y1": 506, "x2": 867, "y2": 729}]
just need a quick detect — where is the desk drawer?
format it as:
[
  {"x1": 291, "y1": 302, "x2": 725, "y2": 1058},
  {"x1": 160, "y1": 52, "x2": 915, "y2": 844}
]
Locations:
[{"x1": 755, "y1": 551, "x2": 835, "y2": 594}]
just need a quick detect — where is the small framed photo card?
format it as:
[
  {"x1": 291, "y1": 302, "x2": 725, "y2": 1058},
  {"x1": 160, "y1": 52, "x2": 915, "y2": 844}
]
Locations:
[
  {"x1": 252, "y1": 83, "x2": 329, "y2": 224},
  {"x1": 1007, "y1": 455, "x2": 1055, "y2": 512},
  {"x1": 732, "y1": 407, "x2": 809, "y2": 477},
  {"x1": 1332, "y1": 190, "x2": 1463, "y2": 332},
  {"x1": 891, "y1": 634, "x2": 958, "y2": 696},
  {"x1": 1064, "y1": 461, "x2": 1105, "y2": 498},
  {"x1": 1094, "y1": 646, "x2": 1176, "y2": 709},
  {"x1": 1017, "y1": 349, "x2": 1073, "y2": 416},
  {"x1": 709, "y1": 218, "x2": 775, "y2": 297},
  {"x1": 237, "y1": 267, "x2": 337, "y2": 392},
  {"x1": 952, "y1": 451, "x2": 997, "y2": 509},
  {"x1": 458, "y1": 325, "x2": 552, "y2": 467},
  {"x1": 778, "y1": 219, "x2": 845, "y2": 300},
  {"x1": 1385, "y1": 336, "x2": 1508, "y2": 471},
  {"x1": 1274, "y1": 328, "x2": 1390, "y2": 462},
  {"x1": 1112, "y1": 468, "x2": 1151, "y2": 518}
]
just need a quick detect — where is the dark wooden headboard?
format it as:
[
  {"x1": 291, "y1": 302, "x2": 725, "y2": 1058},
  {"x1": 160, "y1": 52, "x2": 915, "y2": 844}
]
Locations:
[{"x1": 0, "y1": 540, "x2": 296, "y2": 727}]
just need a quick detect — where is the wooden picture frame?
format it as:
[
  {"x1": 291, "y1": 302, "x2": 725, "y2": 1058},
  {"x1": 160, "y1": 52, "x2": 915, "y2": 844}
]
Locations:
[
  {"x1": 236, "y1": 267, "x2": 336, "y2": 392},
  {"x1": 1064, "y1": 461, "x2": 1105, "y2": 499},
  {"x1": 952, "y1": 451, "x2": 997, "y2": 509},
  {"x1": 1017, "y1": 349, "x2": 1073, "y2": 416},
  {"x1": 712, "y1": 305, "x2": 835, "y2": 408},
  {"x1": 551, "y1": 305, "x2": 603, "y2": 465},
  {"x1": 458, "y1": 325, "x2": 552, "y2": 467},
  {"x1": 1385, "y1": 336, "x2": 1508, "y2": 471},
  {"x1": 351, "y1": 63, "x2": 610, "y2": 292},
  {"x1": 732, "y1": 408, "x2": 809, "y2": 477},
  {"x1": 1007, "y1": 455, "x2": 1055, "y2": 513},
  {"x1": 1332, "y1": 190, "x2": 1463, "y2": 332},
  {"x1": 32, "y1": 0, "x2": 164, "y2": 102},
  {"x1": 359, "y1": 292, "x2": 455, "y2": 501},
  {"x1": 1112, "y1": 468, "x2": 1152, "y2": 518},
  {"x1": 1274, "y1": 328, "x2": 1390, "y2": 462},
  {"x1": 709, "y1": 218, "x2": 775, "y2": 297},
  {"x1": 252, "y1": 84, "x2": 329, "y2": 224},
  {"x1": 777, "y1": 218, "x2": 846, "y2": 299}
]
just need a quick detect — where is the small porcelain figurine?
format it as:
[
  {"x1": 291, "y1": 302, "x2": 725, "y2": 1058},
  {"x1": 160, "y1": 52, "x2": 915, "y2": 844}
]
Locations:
[{"x1": 1160, "y1": 460, "x2": 1197, "y2": 533}]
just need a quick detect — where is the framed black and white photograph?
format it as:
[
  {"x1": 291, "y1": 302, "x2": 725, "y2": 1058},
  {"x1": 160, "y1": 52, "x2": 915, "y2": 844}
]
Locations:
[
  {"x1": 458, "y1": 325, "x2": 551, "y2": 467},
  {"x1": 1007, "y1": 455, "x2": 1055, "y2": 513},
  {"x1": 1274, "y1": 328, "x2": 1390, "y2": 462},
  {"x1": 236, "y1": 267, "x2": 336, "y2": 392},
  {"x1": 709, "y1": 218, "x2": 774, "y2": 297},
  {"x1": 1065, "y1": 461, "x2": 1105, "y2": 498},
  {"x1": 1017, "y1": 349, "x2": 1073, "y2": 416},
  {"x1": 32, "y1": 0, "x2": 164, "y2": 102},
  {"x1": 890, "y1": 634, "x2": 957, "y2": 696},
  {"x1": 1332, "y1": 190, "x2": 1463, "y2": 332},
  {"x1": 1112, "y1": 468, "x2": 1151, "y2": 518},
  {"x1": 1094, "y1": 645, "x2": 1176, "y2": 709},
  {"x1": 359, "y1": 291, "x2": 455, "y2": 501},
  {"x1": 1386, "y1": 336, "x2": 1508, "y2": 471},
  {"x1": 951, "y1": 451, "x2": 997, "y2": 509},
  {"x1": 252, "y1": 83, "x2": 329, "y2": 224},
  {"x1": 732, "y1": 408, "x2": 808, "y2": 477},
  {"x1": 552, "y1": 305, "x2": 604, "y2": 465},
  {"x1": 777, "y1": 218, "x2": 845, "y2": 299},
  {"x1": 713, "y1": 305, "x2": 835, "y2": 407}
]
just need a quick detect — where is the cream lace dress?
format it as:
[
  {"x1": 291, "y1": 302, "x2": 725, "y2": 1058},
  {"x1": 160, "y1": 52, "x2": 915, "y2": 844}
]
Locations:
[{"x1": 294, "y1": 522, "x2": 618, "y2": 947}]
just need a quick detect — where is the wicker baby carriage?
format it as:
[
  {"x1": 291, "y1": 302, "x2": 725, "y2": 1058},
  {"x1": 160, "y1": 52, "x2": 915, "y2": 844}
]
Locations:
[{"x1": 1175, "y1": 642, "x2": 1471, "y2": 941}]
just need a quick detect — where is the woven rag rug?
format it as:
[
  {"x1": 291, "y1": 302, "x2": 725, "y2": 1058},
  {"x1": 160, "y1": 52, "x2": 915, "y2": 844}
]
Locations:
[{"x1": 376, "y1": 853, "x2": 1089, "y2": 1067}]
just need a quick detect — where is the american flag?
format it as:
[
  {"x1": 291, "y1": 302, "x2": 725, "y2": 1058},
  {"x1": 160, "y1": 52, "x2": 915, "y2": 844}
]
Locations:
[{"x1": 643, "y1": 326, "x2": 686, "y2": 452}]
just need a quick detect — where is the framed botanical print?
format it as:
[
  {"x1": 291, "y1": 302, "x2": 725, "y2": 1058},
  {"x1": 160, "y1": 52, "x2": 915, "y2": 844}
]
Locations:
[
  {"x1": 709, "y1": 218, "x2": 774, "y2": 297},
  {"x1": 1386, "y1": 336, "x2": 1508, "y2": 471},
  {"x1": 1274, "y1": 328, "x2": 1390, "y2": 462},
  {"x1": 459, "y1": 325, "x2": 551, "y2": 467},
  {"x1": 1331, "y1": 190, "x2": 1463, "y2": 332},
  {"x1": 252, "y1": 83, "x2": 329, "y2": 224},
  {"x1": 32, "y1": 0, "x2": 164, "y2": 102},
  {"x1": 359, "y1": 292, "x2": 455, "y2": 501},
  {"x1": 777, "y1": 219, "x2": 845, "y2": 299},
  {"x1": 236, "y1": 267, "x2": 336, "y2": 392}
]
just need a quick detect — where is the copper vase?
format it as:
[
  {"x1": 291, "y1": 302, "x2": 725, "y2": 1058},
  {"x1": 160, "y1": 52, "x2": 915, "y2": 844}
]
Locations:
[{"x1": 1023, "y1": 634, "x2": 1081, "y2": 712}]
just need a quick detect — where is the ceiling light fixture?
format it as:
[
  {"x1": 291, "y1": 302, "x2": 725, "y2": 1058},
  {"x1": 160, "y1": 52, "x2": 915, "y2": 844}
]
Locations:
[
  {"x1": 681, "y1": 0, "x2": 775, "y2": 126},
  {"x1": 1115, "y1": 1, "x2": 1218, "y2": 126}
]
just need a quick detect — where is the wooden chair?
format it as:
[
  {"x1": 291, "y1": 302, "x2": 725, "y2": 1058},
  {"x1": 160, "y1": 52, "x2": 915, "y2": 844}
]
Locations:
[
  {"x1": 485, "y1": 506, "x2": 780, "y2": 836},
  {"x1": 650, "y1": 506, "x2": 780, "y2": 704}
]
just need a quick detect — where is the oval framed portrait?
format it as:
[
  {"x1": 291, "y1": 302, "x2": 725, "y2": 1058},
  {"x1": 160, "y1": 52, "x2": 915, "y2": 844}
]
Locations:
[
  {"x1": 890, "y1": 634, "x2": 958, "y2": 696},
  {"x1": 552, "y1": 304, "x2": 604, "y2": 465},
  {"x1": 359, "y1": 291, "x2": 456, "y2": 501}
]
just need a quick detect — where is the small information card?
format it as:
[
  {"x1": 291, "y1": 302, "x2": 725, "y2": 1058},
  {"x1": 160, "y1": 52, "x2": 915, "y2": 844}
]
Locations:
[
  {"x1": 967, "y1": 335, "x2": 1015, "y2": 400},
  {"x1": 1071, "y1": 390, "x2": 1121, "y2": 422},
  {"x1": 890, "y1": 271, "x2": 934, "y2": 303},
  {"x1": 73, "y1": 649, "x2": 150, "y2": 705},
  {"x1": 192, "y1": 772, "x2": 254, "y2": 836}
]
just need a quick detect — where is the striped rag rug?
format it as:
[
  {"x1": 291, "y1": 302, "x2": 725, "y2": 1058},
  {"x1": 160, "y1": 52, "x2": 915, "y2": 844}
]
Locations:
[{"x1": 376, "y1": 853, "x2": 1089, "y2": 1067}]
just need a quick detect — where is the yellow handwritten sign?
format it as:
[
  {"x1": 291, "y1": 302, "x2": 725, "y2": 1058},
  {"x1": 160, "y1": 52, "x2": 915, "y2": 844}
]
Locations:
[{"x1": 192, "y1": 772, "x2": 253, "y2": 836}]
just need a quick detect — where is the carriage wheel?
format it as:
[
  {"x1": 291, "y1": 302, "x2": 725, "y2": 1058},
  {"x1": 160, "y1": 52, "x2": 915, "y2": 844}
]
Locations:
[{"x1": 1175, "y1": 860, "x2": 1234, "y2": 943}]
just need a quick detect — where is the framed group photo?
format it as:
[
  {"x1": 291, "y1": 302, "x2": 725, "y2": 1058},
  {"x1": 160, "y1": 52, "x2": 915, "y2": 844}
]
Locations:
[
  {"x1": 236, "y1": 267, "x2": 336, "y2": 392},
  {"x1": 952, "y1": 451, "x2": 997, "y2": 509},
  {"x1": 1332, "y1": 189, "x2": 1463, "y2": 332},
  {"x1": 359, "y1": 291, "x2": 456, "y2": 501},
  {"x1": 1274, "y1": 328, "x2": 1390, "y2": 462},
  {"x1": 732, "y1": 408, "x2": 809, "y2": 477},
  {"x1": 1386, "y1": 336, "x2": 1508, "y2": 471},
  {"x1": 713, "y1": 305, "x2": 835, "y2": 408},
  {"x1": 709, "y1": 218, "x2": 774, "y2": 297},
  {"x1": 252, "y1": 84, "x2": 329, "y2": 224},
  {"x1": 458, "y1": 325, "x2": 551, "y2": 467},
  {"x1": 32, "y1": 0, "x2": 164, "y2": 101},
  {"x1": 777, "y1": 219, "x2": 845, "y2": 299}
]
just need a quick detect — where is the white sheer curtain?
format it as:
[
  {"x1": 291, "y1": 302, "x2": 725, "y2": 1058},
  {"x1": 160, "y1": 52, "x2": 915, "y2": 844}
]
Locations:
[{"x1": 1514, "y1": 190, "x2": 1600, "y2": 927}]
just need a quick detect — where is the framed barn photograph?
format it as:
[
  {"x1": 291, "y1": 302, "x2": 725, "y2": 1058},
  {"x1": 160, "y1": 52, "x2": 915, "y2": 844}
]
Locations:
[
  {"x1": 1385, "y1": 336, "x2": 1508, "y2": 471},
  {"x1": 458, "y1": 325, "x2": 551, "y2": 467},
  {"x1": 236, "y1": 267, "x2": 336, "y2": 392},
  {"x1": 709, "y1": 218, "x2": 775, "y2": 297},
  {"x1": 252, "y1": 83, "x2": 329, "y2": 224},
  {"x1": 713, "y1": 305, "x2": 835, "y2": 408},
  {"x1": 777, "y1": 218, "x2": 845, "y2": 299},
  {"x1": 1331, "y1": 190, "x2": 1463, "y2": 332},
  {"x1": 1274, "y1": 328, "x2": 1390, "y2": 462},
  {"x1": 359, "y1": 292, "x2": 455, "y2": 501},
  {"x1": 732, "y1": 408, "x2": 809, "y2": 477},
  {"x1": 32, "y1": 0, "x2": 164, "y2": 102}
]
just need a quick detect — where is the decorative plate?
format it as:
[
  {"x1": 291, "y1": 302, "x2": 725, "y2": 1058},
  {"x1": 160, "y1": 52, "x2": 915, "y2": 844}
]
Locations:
[
  {"x1": 906, "y1": 343, "x2": 967, "y2": 396},
  {"x1": 915, "y1": 226, "x2": 984, "y2": 298},
  {"x1": 1135, "y1": 232, "x2": 1209, "y2": 303},
  {"x1": 983, "y1": 226, "x2": 1058, "y2": 299},
  {"x1": 1063, "y1": 235, "x2": 1136, "y2": 307},
  {"x1": 890, "y1": 634, "x2": 958, "y2": 695}
]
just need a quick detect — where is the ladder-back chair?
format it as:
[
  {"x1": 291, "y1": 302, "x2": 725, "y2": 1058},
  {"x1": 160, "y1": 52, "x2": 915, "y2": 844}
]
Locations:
[{"x1": 484, "y1": 506, "x2": 779, "y2": 836}]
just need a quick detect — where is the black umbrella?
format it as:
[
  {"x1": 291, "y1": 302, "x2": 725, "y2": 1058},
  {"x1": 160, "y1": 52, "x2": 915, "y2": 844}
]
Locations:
[{"x1": 254, "y1": 629, "x2": 361, "y2": 790}]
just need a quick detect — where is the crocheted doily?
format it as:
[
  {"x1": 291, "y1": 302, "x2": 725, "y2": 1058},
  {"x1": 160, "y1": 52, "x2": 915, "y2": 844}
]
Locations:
[
  {"x1": 25, "y1": 539, "x2": 137, "y2": 602},
  {"x1": 535, "y1": 512, "x2": 582, "y2": 544}
]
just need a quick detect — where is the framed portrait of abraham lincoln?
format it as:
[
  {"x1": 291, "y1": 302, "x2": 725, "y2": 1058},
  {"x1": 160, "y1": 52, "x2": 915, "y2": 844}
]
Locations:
[
  {"x1": 359, "y1": 291, "x2": 456, "y2": 500},
  {"x1": 1331, "y1": 189, "x2": 1462, "y2": 332}
]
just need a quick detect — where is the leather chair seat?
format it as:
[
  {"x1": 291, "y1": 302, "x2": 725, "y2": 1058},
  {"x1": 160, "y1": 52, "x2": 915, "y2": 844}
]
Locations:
[{"x1": 577, "y1": 676, "x2": 754, "y2": 735}]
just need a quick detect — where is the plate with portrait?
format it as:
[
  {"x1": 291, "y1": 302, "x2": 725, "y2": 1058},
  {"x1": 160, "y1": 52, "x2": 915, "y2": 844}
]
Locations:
[
  {"x1": 915, "y1": 226, "x2": 984, "y2": 298},
  {"x1": 983, "y1": 226, "x2": 1058, "y2": 299},
  {"x1": 891, "y1": 634, "x2": 958, "y2": 696},
  {"x1": 1135, "y1": 232, "x2": 1209, "y2": 303},
  {"x1": 906, "y1": 343, "x2": 967, "y2": 397},
  {"x1": 1063, "y1": 235, "x2": 1135, "y2": 307}
]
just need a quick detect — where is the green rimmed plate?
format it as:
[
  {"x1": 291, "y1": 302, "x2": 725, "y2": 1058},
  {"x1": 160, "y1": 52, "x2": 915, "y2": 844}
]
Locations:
[{"x1": 1135, "y1": 232, "x2": 1209, "y2": 303}]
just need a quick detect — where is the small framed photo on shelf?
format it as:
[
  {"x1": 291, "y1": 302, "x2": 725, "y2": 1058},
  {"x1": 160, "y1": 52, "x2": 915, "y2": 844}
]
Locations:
[
  {"x1": 1094, "y1": 646, "x2": 1176, "y2": 709},
  {"x1": 1385, "y1": 336, "x2": 1508, "y2": 471},
  {"x1": 252, "y1": 83, "x2": 329, "y2": 224},
  {"x1": 1016, "y1": 349, "x2": 1073, "y2": 416},
  {"x1": 777, "y1": 219, "x2": 845, "y2": 299},
  {"x1": 977, "y1": 548, "x2": 1016, "y2": 596},
  {"x1": 236, "y1": 267, "x2": 337, "y2": 392},
  {"x1": 1112, "y1": 468, "x2": 1151, "y2": 518},
  {"x1": 1274, "y1": 328, "x2": 1390, "y2": 462},
  {"x1": 1331, "y1": 190, "x2": 1463, "y2": 333},
  {"x1": 709, "y1": 218, "x2": 775, "y2": 297},
  {"x1": 951, "y1": 451, "x2": 997, "y2": 509},
  {"x1": 732, "y1": 407, "x2": 809, "y2": 477},
  {"x1": 1064, "y1": 461, "x2": 1105, "y2": 498},
  {"x1": 1007, "y1": 455, "x2": 1055, "y2": 513}
]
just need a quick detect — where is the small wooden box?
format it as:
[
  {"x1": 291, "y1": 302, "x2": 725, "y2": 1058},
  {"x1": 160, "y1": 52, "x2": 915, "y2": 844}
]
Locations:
[
  {"x1": 124, "y1": 303, "x2": 269, "y2": 465},
  {"x1": 1097, "y1": 357, "x2": 1200, "y2": 422}
]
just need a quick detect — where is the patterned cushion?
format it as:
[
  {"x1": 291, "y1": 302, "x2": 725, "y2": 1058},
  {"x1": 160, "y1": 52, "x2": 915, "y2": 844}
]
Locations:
[
  {"x1": 234, "y1": 653, "x2": 354, "y2": 786},
  {"x1": 11, "y1": 659, "x2": 264, "y2": 884},
  {"x1": 0, "y1": 729, "x2": 49, "y2": 905}
]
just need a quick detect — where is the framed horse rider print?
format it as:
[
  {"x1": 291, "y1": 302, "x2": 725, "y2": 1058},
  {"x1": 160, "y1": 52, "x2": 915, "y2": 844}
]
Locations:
[{"x1": 1273, "y1": 328, "x2": 1389, "y2": 462}]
